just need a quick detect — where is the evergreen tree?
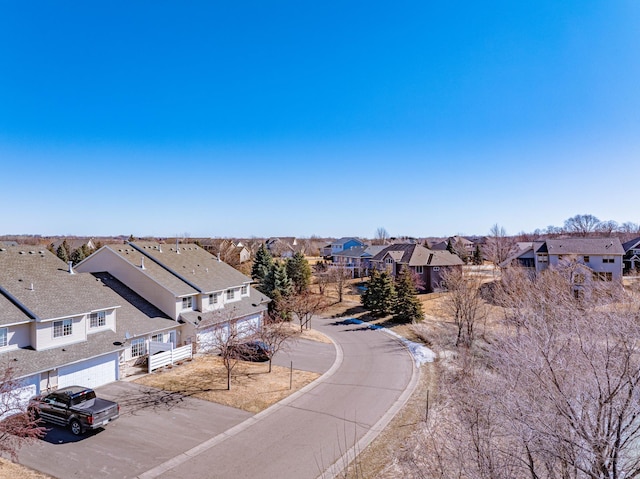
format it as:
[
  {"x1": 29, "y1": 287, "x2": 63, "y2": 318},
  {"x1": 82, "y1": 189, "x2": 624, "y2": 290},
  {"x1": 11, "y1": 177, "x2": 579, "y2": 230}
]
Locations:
[
  {"x1": 56, "y1": 244, "x2": 69, "y2": 263},
  {"x1": 393, "y1": 269, "x2": 424, "y2": 323},
  {"x1": 286, "y1": 251, "x2": 311, "y2": 294},
  {"x1": 361, "y1": 269, "x2": 396, "y2": 316},
  {"x1": 252, "y1": 244, "x2": 274, "y2": 285},
  {"x1": 446, "y1": 238, "x2": 455, "y2": 254},
  {"x1": 262, "y1": 262, "x2": 292, "y2": 298},
  {"x1": 70, "y1": 247, "x2": 85, "y2": 265},
  {"x1": 472, "y1": 244, "x2": 483, "y2": 265}
]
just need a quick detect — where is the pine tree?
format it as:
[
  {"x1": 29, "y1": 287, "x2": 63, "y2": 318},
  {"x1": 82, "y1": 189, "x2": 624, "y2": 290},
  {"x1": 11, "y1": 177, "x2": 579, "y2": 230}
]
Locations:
[
  {"x1": 252, "y1": 244, "x2": 274, "y2": 285},
  {"x1": 262, "y1": 262, "x2": 292, "y2": 298},
  {"x1": 361, "y1": 269, "x2": 396, "y2": 316},
  {"x1": 70, "y1": 247, "x2": 85, "y2": 265},
  {"x1": 446, "y1": 238, "x2": 455, "y2": 254},
  {"x1": 286, "y1": 251, "x2": 311, "y2": 294},
  {"x1": 472, "y1": 244, "x2": 483, "y2": 265},
  {"x1": 393, "y1": 269, "x2": 424, "y2": 323},
  {"x1": 56, "y1": 244, "x2": 69, "y2": 263}
]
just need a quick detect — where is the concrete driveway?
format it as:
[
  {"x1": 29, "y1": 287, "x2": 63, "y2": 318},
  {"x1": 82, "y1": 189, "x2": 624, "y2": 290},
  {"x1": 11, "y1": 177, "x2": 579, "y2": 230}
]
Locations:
[
  {"x1": 17, "y1": 318, "x2": 416, "y2": 479},
  {"x1": 17, "y1": 381, "x2": 253, "y2": 478}
]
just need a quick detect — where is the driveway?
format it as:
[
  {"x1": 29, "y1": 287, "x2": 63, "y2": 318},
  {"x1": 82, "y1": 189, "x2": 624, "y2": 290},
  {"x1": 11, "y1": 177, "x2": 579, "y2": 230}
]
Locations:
[{"x1": 18, "y1": 317, "x2": 416, "y2": 479}]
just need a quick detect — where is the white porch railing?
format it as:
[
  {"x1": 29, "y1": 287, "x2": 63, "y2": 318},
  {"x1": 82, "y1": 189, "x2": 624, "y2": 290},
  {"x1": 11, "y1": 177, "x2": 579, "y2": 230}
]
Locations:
[{"x1": 148, "y1": 343, "x2": 193, "y2": 373}]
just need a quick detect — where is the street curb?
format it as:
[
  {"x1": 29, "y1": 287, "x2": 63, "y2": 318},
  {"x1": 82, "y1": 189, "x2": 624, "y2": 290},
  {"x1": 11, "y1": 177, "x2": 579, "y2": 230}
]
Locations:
[
  {"x1": 318, "y1": 327, "x2": 421, "y2": 479},
  {"x1": 136, "y1": 328, "x2": 344, "y2": 479}
]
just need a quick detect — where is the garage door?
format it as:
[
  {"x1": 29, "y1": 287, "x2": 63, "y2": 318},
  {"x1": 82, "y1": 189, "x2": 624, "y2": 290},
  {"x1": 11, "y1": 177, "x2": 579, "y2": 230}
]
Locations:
[
  {"x1": 0, "y1": 375, "x2": 39, "y2": 419},
  {"x1": 58, "y1": 354, "x2": 118, "y2": 389},
  {"x1": 236, "y1": 315, "x2": 261, "y2": 339},
  {"x1": 197, "y1": 323, "x2": 229, "y2": 352}
]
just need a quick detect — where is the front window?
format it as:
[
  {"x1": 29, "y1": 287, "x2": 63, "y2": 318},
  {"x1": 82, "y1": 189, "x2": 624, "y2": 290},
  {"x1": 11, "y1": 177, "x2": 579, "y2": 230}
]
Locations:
[
  {"x1": 603, "y1": 256, "x2": 615, "y2": 264},
  {"x1": 583, "y1": 256, "x2": 590, "y2": 263},
  {"x1": 151, "y1": 333, "x2": 163, "y2": 343},
  {"x1": 241, "y1": 285, "x2": 248, "y2": 295},
  {"x1": 89, "y1": 311, "x2": 106, "y2": 328},
  {"x1": 209, "y1": 293, "x2": 219, "y2": 305},
  {"x1": 227, "y1": 289, "x2": 236, "y2": 300},
  {"x1": 594, "y1": 272, "x2": 613, "y2": 281},
  {"x1": 0, "y1": 328, "x2": 7, "y2": 347},
  {"x1": 415, "y1": 266, "x2": 424, "y2": 274},
  {"x1": 131, "y1": 338, "x2": 146, "y2": 357},
  {"x1": 537, "y1": 254, "x2": 548, "y2": 263},
  {"x1": 182, "y1": 296, "x2": 193, "y2": 310},
  {"x1": 53, "y1": 319, "x2": 73, "y2": 338}
]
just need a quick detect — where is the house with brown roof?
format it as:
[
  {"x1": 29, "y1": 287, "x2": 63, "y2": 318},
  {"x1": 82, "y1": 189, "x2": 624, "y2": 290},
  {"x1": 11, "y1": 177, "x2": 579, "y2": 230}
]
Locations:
[
  {"x1": 76, "y1": 242, "x2": 269, "y2": 352},
  {"x1": 0, "y1": 246, "x2": 178, "y2": 408},
  {"x1": 370, "y1": 243, "x2": 463, "y2": 292}
]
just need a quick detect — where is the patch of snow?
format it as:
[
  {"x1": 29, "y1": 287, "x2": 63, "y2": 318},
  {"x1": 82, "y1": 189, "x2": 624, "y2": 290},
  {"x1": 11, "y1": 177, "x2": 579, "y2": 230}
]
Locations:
[{"x1": 371, "y1": 325, "x2": 436, "y2": 365}]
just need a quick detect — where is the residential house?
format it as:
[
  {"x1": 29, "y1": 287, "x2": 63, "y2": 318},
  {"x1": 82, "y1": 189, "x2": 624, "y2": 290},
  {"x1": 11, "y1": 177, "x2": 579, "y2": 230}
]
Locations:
[
  {"x1": 622, "y1": 236, "x2": 640, "y2": 273},
  {"x1": 265, "y1": 237, "x2": 297, "y2": 258},
  {"x1": 504, "y1": 238, "x2": 625, "y2": 281},
  {"x1": 75, "y1": 242, "x2": 270, "y2": 352},
  {"x1": 0, "y1": 246, "x2": 178, "y2": 406},
  {"x1": 370, "y1": 243, "x2": 463, "y2": 293},
  {"x1": 321, "y1": 237, "x2": 366, "y2": 258},
  {"x1": 330, "y1": 245, "x2": 387, "y2": 278},
  {"x1": 201, "y1": 239, "x2": 251, "y2": 265}
]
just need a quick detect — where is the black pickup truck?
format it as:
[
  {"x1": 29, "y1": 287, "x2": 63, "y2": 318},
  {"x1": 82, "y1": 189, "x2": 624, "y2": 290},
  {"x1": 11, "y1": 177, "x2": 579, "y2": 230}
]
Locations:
[{"x1": 29, "y1": 386, "x2": 120, "y2": 435}]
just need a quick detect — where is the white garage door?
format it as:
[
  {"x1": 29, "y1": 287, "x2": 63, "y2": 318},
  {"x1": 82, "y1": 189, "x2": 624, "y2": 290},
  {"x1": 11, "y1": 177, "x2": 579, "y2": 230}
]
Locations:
[
  {"x1": 58, "y1": 354, "x2": 118, "y2": 389},
  {"x1": 0, "y1": 375, "x2": 39, "y2": 419},
  {"x1": 237, "y1": 315, "x2": 261, "y2": 339},
  {"x1": 197, "y1": 323, "x2": 229, "y2": 352}
]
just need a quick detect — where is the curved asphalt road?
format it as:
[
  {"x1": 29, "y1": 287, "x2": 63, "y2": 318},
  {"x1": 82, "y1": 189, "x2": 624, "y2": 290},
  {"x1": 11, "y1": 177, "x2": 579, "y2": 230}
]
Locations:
[{"x1": 138, "y1": 316, "x2": 417, "y2": 479}]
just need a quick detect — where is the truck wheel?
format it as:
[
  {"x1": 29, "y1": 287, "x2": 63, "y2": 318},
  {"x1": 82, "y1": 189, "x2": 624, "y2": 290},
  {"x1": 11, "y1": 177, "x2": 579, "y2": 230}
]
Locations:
[{"x1": 70, "y1": 419, "x2": 83, "y2": 436}]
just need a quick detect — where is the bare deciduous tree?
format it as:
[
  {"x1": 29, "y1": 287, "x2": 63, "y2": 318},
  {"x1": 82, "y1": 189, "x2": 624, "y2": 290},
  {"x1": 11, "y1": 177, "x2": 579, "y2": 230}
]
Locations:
[
  {"x1": 438, "y1": 267, "x2": 486, "y2": 347},
  {"x1": 396, "y1": 268, "x2": 640, "y2": 479},
  {"x1": 282, "y1": 292, "x2": 330, "y2": 332},
  {"x1": 484, "y1": 223, "x2": 517, "y2": 269},
  {"x1": 0, "y1": 367, "x2": 45, "y2": 459},
  {"x1": 374, "y1": 227, "x2": 390, "y2": 245},
  {"x1": 326, "y1": 264, "x2": 352, "y2": 303},
  {"x1": 564, "y1": 213, "x2": 601, "y2": 236},
  {"x1": 257, "y1": 315, "x2": 299, "y2": 372}
]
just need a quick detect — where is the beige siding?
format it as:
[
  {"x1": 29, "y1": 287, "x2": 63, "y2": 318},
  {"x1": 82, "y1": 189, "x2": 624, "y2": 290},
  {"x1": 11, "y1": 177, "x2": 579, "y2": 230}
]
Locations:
[
  {"x1": 35, "y1": 316, "x2": 86, "y2": 351},
  {"x1": 0, "y1": 323, "x2": 32, "y2": 351}
]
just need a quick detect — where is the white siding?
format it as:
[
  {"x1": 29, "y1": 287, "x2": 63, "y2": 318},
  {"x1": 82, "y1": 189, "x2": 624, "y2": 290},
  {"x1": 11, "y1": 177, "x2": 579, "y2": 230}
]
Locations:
[
  {"x1": 0, "y1": 323, "x2": 31, "y2": 351},
  {"x1": 35, "y1": 316, "x2": 86, "y2": 351}
]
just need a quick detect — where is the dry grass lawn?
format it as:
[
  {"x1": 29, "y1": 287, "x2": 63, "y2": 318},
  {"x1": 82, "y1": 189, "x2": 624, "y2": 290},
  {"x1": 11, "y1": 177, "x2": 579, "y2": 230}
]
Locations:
[
  {"x1": 135, "y1": 355, "x2": 321, "y2": 414},
  {"x1": 0, "y1": 459, "x2": 51, "y2": 479}
]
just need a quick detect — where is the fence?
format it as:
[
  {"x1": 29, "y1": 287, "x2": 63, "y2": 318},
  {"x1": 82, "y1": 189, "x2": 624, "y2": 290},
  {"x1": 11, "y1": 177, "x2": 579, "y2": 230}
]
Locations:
[{"x1": 148, "y1": 343, "x2": 193, "y2": 373}]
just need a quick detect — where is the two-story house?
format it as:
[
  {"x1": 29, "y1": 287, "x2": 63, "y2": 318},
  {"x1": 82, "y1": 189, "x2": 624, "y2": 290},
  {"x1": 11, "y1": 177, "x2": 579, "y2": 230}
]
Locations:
[
  {"x1": 623, "y1": 237, "x2": 640, "y2": 273},
  {"x1": 75, "y1": 242, "x2": 270, "y2": 352},
  {"x1": 504, "y1": 238, "x2": 625, "y2": 281},
  {"x1": 321, "y1": 237, "x2": 366, "y2": 258},
  {"x1": 370, "y1": 243, "x2": 463, "y2": 292},
  {"x1": 0, "y1": 246, "x2": 178, "y2": 405},
  {"x1": 330, "y1": 245, "x2": 387, "y2": 278}
]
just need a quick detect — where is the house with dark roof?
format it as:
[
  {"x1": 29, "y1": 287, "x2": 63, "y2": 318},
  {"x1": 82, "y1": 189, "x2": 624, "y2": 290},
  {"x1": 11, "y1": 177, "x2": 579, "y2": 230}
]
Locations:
[
  {"x1": 321, "y1": 237, "x2": 366, "y2": 258},
  {"x1": 330, "y1": 245, "x2": 387, "y2": 278},
  {"x1": 370, "y1": 243, "x2": 463, "y2": 292},
  {"x1": 0, "y1": 246, "x2": 178, "y2": 407},
  {"x1": 503, "y1": 238, "x2": 625, "y2": 281},
  {"x1": 76, "y1": 242, "x2": 269, "y2": 352},
  {"x1": 622, "y1": 237, "x2": 640, "y2": 273}
]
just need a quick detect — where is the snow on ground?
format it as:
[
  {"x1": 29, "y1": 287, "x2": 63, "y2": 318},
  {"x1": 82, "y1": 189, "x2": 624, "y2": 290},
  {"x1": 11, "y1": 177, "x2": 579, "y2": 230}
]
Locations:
[{"x1": 339, "y1": 318, "x2": 436, "y2": 365}]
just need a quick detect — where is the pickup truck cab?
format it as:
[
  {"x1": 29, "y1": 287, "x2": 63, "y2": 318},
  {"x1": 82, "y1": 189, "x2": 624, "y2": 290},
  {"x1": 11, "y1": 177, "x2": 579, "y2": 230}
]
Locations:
[{"x1": 30, "y1": 386, "x2": 120, "y2": 436}]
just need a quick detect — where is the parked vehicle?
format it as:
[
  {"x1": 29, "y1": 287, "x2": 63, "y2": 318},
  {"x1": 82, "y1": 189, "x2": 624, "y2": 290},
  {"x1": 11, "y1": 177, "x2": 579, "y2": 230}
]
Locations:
[
  {"x1": 229, "y1": 340, "x2": 272, "y2": 362},
  {"x1": 29, "y1": 386, "x2": 119, "y2": 435}
]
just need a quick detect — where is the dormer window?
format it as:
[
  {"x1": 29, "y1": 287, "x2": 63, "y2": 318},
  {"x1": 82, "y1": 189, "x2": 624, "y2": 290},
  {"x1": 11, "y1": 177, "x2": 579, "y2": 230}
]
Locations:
[
  {"x1": 227, "y1": 289, "x2": 236, "y2": 300},
  {"x1": 90, "y1": 311, "x2": 106, "y2": 328},
  {"x1": 54, "y1": 319, "x2": 73, "y2": 338},
  {"x1": 0, "y1": 328, "x2": 7, "y2": 347},
  {"x1": 182, "y1": 296, "x2": 193, "y2": 310},
  {"x1": 209, "y1": 293, "x2": 219, "y2": 305},
  {"x1": 241, "y1": 285, "x2": 248, "y2": 295}
]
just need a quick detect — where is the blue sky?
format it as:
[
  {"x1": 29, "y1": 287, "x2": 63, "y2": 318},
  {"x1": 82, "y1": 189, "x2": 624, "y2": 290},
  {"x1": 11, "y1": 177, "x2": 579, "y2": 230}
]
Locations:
[{"x1": 1, "y1": 1, "x2": 638, "y2": 239}]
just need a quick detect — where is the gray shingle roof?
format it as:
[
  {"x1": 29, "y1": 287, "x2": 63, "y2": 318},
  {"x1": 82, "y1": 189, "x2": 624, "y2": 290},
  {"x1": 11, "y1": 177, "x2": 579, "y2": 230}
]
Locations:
[
  {"x1": 0, "y1": 247, "x2": 122, "y2": 321},
  {"x1": 129, "y1": 242, "x2": 252, "y2": 293},
  {"x1": 545, "y1": 238, "x2": 624, "y2": 255},
  {"x1": 180, "y1": 289, "x2": 270, "y2": 328},
  {"x1": 371, "y1": 243, "x2": 463, "y2": 267},
  {"x1": 622, "y1": 236, "x2": 640, "y2": 252}
]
